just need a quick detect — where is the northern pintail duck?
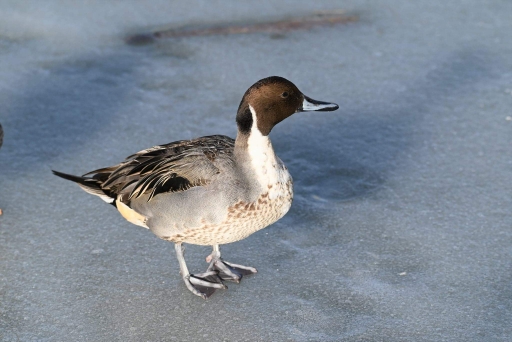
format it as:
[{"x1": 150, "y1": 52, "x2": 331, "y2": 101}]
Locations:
[{"x1": 53, "y1": 76, "x2": 338, "y2": 298}]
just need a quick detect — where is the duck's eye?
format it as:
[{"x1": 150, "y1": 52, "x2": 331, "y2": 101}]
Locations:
[{"x1": 281, "y1": 92, "x2": 289, "y2": 98}]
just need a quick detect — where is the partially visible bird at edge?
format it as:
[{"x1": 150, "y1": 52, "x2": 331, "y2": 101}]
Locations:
[{"x1": 0, "y1": 123, "x2": 3, "y2": 216}]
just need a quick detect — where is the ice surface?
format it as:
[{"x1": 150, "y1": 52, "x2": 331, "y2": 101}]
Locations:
[{"x1": 1, "y1": 0, "x2": 511, "y2": 341}]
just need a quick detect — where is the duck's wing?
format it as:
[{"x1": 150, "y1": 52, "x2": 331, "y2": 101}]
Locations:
[{"x1": 53, "y1": 135, "x2": 235, "y2": 206}]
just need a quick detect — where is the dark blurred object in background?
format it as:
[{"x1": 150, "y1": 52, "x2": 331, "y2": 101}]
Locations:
[{"x1": 0, "y1": 123, "x2": 3, "y2": 215}]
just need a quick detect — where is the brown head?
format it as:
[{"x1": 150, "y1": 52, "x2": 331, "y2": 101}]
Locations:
[{"x1": 236, "y1": 76, "x2": 338, "y2": 136}]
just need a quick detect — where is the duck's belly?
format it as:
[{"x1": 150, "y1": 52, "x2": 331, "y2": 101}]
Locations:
[{"x1": 166, "y1": 179, "x2": 293, "y2": 245}]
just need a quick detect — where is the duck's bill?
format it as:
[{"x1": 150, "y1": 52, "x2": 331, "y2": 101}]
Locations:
[{"x1": 299, "y1": 95, "x2": 339, "y2": 112}]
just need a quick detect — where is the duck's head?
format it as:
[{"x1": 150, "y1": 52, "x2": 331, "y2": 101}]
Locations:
[{"x1": 236, "y1": 76, "x2": 339, "y2": 136}]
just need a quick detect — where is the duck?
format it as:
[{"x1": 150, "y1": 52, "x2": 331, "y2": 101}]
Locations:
[{"x1": 53, "y1": 76, "x2": 338, "y2": 298}]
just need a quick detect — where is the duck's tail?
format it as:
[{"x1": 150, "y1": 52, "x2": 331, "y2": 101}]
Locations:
[{"x1": 52, "y1": 170, "x2": 115, "y2": 204}]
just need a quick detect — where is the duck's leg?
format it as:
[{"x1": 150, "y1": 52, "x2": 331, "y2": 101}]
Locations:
[
  {"x1": 205, "y1": 245, "x2": 258, "y2": 283},
  {"x1": 174, "y1": 243, "x2": 226, "y2": 299}
]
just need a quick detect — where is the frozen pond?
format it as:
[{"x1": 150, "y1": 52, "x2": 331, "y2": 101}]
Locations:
[{"x1": 1, "y1": 1, "x2": 511, "y2": 341}]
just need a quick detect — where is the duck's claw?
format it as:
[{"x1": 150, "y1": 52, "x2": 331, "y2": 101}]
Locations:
[
  {"x1": 210, "y1": 260, "x2": 258, "y2": 283},
  {"x1": 183, "y1": 271, "x2": 227, "y2": 299}
]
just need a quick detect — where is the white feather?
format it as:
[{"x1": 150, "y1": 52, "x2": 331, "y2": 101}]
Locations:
[{"x1": 78, "y1": 184, "x2": 114, "y2": 203}]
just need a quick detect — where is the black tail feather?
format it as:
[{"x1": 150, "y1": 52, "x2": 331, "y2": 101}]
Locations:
[
  {"x1": 52, "y1": 170, "x2": 89, "y2": 184},
  {"x1": 52, "y1": 170, "x2": 116, "y2": 205}
]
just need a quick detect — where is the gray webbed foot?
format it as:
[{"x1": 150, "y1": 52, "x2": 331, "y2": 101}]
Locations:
[
  {"x1": 175, "y1": 243, "x2": 227, "y2": 299},
  {"x1": 211, "y1": 260, "x2": 258, "y2": 283},
  {"x1": 184, "y1": 271, "x2": 227, "y2": 299},
  {"x1": 206, "y1": 246, "x2": 258, "y2": 283}
]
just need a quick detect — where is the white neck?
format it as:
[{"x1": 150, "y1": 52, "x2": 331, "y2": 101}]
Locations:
[{"x1": 246, "y1": 105, "x2": 279, "y2": 186}]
